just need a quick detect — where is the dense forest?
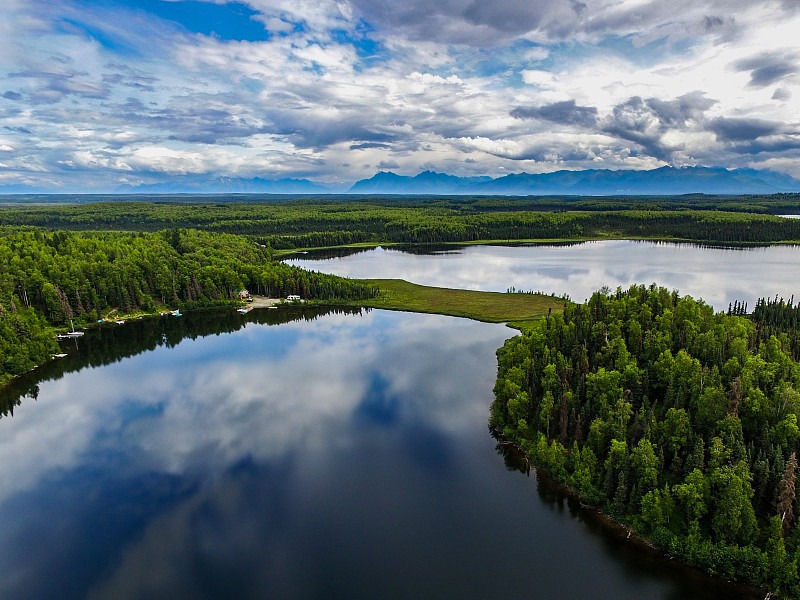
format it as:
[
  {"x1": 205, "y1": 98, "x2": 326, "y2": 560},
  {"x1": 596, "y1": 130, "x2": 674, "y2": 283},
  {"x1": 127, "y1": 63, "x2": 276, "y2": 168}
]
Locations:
[
  {"x1": 0, "y1": 227, "x2": 376, "y2": 386},
  {"x1": 491, "y1": 284, "x2": 800, "y2": 596},
  {"x1": 3, "y1": 197, "x2": 800, "y2": 247}
]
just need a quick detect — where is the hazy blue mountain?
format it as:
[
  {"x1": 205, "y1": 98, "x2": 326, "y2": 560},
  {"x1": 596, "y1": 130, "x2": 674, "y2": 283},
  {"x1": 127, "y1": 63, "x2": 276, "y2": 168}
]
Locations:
[
  {"x1": 4, "y1": 165, "x2": 800, "y2": 196},
  {"x1": 565, "y1": 166, "x2": 776, "y2": 195},
  {"x1": 114, "y1": 176, "x2": 339, "y2": 194},
  {"x1": 349, "y1": 166, "x2": 800, "y2": 195},
  {"x1": 730, "y1": 168, "x2": 800, "y2": 191},
  {"x1": 471, "y1": 170, "x2": 591, "y2": 194},
  {"x1": 0, "y1": 184, "x2": 53, "y2": 194},
  {"x1": 348, "y1": 170, "x2": 492, "y2": 194}
]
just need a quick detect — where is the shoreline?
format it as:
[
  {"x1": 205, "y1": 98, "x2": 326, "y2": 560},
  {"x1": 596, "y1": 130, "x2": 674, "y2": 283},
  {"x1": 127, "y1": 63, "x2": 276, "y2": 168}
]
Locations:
[{"x1": 495, "y1": 433, "x2": 777, "y2": 600}]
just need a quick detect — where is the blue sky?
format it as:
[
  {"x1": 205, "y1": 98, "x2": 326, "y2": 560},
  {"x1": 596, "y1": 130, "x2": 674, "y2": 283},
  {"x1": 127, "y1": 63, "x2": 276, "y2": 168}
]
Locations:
[{"x1": 1, "y1": 0, "x2": 799, "y2": 191}]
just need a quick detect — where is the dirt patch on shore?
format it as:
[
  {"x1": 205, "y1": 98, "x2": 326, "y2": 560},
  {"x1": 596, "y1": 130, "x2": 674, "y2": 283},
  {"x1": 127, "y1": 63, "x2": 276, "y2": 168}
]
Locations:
[{"x1": 247, "y1": 295, "x2": 283, "y2": 308}]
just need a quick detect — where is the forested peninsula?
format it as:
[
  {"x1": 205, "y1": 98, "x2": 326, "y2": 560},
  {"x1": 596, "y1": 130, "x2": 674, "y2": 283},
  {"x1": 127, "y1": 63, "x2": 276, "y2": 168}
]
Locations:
[
  {"x1": 491, "y1": 285, "x2": 800, "y2": 597},
  {"x1": 0, "y1": 227, "x2": 375, "y2": 386}
]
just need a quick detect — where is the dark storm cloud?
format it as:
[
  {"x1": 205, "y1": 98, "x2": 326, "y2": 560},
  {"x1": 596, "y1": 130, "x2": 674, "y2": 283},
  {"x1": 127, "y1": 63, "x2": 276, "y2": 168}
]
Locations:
[
  {"x1": 734, "y1": 51, "x2": 798, "y2": 87},
  {"x1": 511, "y1": 100, "x2": 598, "y2": 128},
  {"x1": 708, "y1": 117, "x2": 781, "y2": 142}
]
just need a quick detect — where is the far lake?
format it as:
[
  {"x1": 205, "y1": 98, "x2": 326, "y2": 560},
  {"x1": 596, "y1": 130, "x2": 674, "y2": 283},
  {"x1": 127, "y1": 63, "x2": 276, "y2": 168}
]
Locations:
[
  {"x1": 288, "y1": 240, "x2": 800, "y2": 310},
  {"x1": 1, "y1": 241, "x2": 788, "y2": 599}
]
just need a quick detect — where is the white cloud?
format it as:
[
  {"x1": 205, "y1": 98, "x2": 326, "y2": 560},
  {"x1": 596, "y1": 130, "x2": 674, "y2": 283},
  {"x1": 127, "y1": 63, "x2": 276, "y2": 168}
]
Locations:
[
  {"x1": 1, "y1": 0, "x2": 800, "y2": 189},
  {"x1": 521, "y1": 69, "x2": 557, "y2": 88}
]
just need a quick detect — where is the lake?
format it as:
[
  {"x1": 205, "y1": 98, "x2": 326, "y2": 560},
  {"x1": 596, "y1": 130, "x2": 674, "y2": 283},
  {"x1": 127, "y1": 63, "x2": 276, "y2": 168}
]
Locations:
[
  {"x1": 0, "y1": 242, "x2": 781, "y2": 599},
  {"x1": 287, "y1": 240, "x2": 800, "y2": 310}
]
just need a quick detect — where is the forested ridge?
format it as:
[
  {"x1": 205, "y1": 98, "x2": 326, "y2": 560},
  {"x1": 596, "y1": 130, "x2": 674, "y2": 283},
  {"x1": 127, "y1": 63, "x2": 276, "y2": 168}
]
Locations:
[
  {"x1": 0, "y1": 227, "x2": 376, "y2": 386},
  {"x1": 3, "y1": 197, "x2": 800, "y2": 247},
  {"x1": 491, "y1": 284, "x2": 800, "y2": 597}
]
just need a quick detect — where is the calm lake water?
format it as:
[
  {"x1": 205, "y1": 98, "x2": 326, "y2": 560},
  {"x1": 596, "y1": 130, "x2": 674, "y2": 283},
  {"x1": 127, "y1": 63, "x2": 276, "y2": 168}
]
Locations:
[
  {"x1": 0, "y1": 305, "x2": 761, "y2": 599},
  {"x1": 4, "y1": 240, "x2": 788, "y2": 599},
  {"x1": 288, "y1": 240, "x2": 800, "y2": 310}
]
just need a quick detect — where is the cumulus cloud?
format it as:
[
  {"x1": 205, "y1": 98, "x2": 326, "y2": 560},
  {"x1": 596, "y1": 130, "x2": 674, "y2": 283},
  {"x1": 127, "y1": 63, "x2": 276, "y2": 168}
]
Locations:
[{"x1": 596, "y1": 92, "x2": 717, "y2": 161}]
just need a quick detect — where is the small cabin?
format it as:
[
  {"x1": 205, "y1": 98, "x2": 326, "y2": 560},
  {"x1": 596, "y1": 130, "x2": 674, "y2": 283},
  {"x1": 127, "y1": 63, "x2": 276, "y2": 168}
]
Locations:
[{"x1": 287, "y1": 294, "x2": 301, "y2": 301}]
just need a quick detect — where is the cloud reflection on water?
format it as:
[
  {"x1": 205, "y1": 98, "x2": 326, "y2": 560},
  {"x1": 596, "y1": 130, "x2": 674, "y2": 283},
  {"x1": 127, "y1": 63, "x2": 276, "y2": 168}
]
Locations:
[
  {"x1": 0, "y1": 310, "x2": 512, "y2": 600},
  {"x1": 289, "y1": 241, "x2": 800, "y2": 310}
]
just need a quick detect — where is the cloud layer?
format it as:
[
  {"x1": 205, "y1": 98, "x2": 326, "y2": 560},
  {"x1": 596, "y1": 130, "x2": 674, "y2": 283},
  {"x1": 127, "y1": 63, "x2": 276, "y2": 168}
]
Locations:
[{"x1": 1, "y1": 0, "x2": 800, "y2": 190}]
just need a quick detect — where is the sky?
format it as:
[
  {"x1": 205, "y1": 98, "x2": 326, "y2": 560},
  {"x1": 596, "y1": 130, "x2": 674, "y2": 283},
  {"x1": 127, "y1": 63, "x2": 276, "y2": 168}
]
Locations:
[{"x1": 1, "y1": 0, "x2": 800, "y2": 191}]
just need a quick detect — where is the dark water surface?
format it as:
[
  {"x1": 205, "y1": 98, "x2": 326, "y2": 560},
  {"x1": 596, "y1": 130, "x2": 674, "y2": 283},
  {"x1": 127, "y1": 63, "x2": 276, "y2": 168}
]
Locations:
[
  {"x1": 288, "y1": 240, "x2": 800, "y2": 310},
  {"x1": 0, "y1": 307, "x2": 762, "y2": 599}
]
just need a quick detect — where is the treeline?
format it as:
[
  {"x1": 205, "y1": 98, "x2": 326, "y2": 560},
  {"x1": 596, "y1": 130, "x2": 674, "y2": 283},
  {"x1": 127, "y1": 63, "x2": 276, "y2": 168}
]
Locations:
[
  {"x1": 0, "y1": 227, "x2": 377, "y2": 386},
  {"x1": 491, "y1": 284, "x2": 800, "y2": 597},
  {"x1": 4, "y1": 200, "x2": 800, "y2": 246},
  {"x1": 751, "y1": 296, "x2": 800, "y2": 362},
  {"x1": 4, "y1": 192, "x2": 800, "y2": 214}
]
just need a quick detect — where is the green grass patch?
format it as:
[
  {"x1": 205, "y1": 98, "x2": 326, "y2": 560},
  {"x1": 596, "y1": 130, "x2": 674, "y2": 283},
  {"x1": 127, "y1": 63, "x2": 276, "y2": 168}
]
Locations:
[{"x1": 353, "y1": 279, "x2": 566, "y2": 324}]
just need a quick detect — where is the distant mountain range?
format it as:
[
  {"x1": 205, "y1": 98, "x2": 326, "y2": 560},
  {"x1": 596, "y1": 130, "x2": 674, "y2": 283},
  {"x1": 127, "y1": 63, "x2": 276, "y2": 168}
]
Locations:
[
  {"x1": 348, "y1": 166, "x2": 800, "y2": 196},
  {"x1": 3, "y1": 166, "x2": 800, "y2": 196},
  {"x1": 113, "y1": 176, "x2": 349, "y2": 194}
]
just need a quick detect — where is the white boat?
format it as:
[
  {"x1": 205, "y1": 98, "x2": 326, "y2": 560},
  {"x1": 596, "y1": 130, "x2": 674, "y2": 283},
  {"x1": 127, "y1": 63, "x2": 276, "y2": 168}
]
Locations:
[{"x1": 58, "y1": 321, "x2": 84, "y2": 338}]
